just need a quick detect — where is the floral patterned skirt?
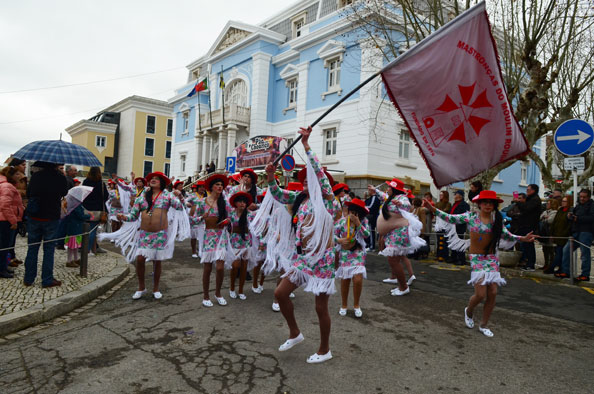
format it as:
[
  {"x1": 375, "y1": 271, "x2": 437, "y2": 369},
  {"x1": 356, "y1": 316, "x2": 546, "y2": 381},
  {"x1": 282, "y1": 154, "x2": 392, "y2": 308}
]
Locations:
[
  {"x1": 379, "y1": 226, "x2": 425, "y2": 257},
  {"x1": 200, "y1": 228, "x2": 230, "y2": 264},
  {"x1": 467, "y1": 254, "x2": 506, "y2": 286},
  {"x1": 336, "y1": 248, "x2": 367, "y2": 279},
  {"x1": 282, "y1": 248, "x2": 336, "y2": 295},
  {"x1": 137, "y1": 229, "x2": 169, "y2": 261}
]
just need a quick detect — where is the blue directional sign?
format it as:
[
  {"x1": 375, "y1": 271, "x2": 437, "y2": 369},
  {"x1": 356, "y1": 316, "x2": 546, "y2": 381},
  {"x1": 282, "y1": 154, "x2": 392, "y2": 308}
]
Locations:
[
  {"x1": 554, "y1": 119, "x2": 594, "y2": 156},
  {"x1": 280, "y1": 154, "x2": 295, "y2": 172},
  {"x1": 226, "y1": 156, "x2": 236, "y2": 173}
]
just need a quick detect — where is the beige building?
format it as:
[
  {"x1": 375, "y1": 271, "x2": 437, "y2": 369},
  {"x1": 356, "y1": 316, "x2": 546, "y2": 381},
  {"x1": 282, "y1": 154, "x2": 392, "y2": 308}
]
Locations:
[{"x1": 66, "y1": 96, "x2": 173, "y2": 178}]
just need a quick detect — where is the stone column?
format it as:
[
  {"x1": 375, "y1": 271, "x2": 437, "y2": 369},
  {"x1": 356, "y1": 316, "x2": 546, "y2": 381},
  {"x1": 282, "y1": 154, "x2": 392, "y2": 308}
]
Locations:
[
  {"x1": 202, "y1": 134, "x2": 211, "y2": 169},
  {"x1": 227, "y1": 124, "x2": 237, "y2": 157},
  {"x1": 195, "y1": 135, "x2": 203, "y2": 174},
  {"x1": 296, "y1": 62, "x2": 309, "y2": 127},
  {"x1": 208, "y1": 132, "x2": 215, "y2": 167},
  {"x1": 250, "y1": 52, "x2": 272, "y2": 136},
  {"x1": 217, "y1": 127, "x2": 228, "y2": 170}
]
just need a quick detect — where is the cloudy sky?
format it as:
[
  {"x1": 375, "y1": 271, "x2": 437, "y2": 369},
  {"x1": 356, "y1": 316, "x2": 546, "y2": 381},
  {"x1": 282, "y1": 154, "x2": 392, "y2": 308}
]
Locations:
[{"x1": 0, "y1": 0, "x2": 289, "y2": 163}]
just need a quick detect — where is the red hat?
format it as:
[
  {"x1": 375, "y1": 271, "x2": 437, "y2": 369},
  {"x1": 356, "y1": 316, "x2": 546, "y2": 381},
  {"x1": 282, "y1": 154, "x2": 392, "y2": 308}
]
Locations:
[
  {"x1": 385, "y1": 178, "x2": 407, "y2": 193},
  {"x1": 173, "y1": 180, "x2": 184, "y2": 188},
  {"x1": 298, "y1": 167, "x2": 334, "y2": 186},
  {"x1": 286, "y1": 182, "x2": 304, "y2": 192},
  {"x1": 145, "y1": 172, "x2": 171, "y2": 186},
  {"x1": 205, "y1": 173, "x2": 228, "y2": 190},
  {"x1": 134, "y1": 177, "x2": 146, "y2": 185},
  {"x1": 345, "y1": 198, "x2": 369, "y2": 215},
  {"x1": 332, "y1": 183, "x2": 349, "y2": 194},
  {"x1": 258, "y1": 190, "x2": 266, "y2": 202},
  {"x1": 240, "y1": 168, "x2": 258, "y2": 182},
  {"x1": 472, "y1": 190, "x2": 504, "y2": 203},
  {"x1": 229, "y1": 173, "x2": 242, "y2": 183},
  {"x1": 107, "y1": 179, "x2": 116, "y2": 185},
  {"x1": 190, "y1": 180, "x2": 206, "y2": 189},
  {"x1": 406, "y1": 189, "x2": 415, "y2": 199},
  {"x1": 73, "y1": 179, "x2": 81, "y2": 185},
  {"x1": 229, "y1": 191, "x2": 253, "y2": 207}
]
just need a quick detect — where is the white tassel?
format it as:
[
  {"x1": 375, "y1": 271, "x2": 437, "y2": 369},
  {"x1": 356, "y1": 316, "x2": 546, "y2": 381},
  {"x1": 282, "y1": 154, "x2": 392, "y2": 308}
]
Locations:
[
  {"x1": 250, "y1": 191, "x2": 275, "y2": 237},
  {"x1": 435, "y1": 216, "x2": 470, "y2": 252},
  {"x1": 467, "y1": 271, "x2": 507, "y2": 286},
  {"x1": 98, "y1": 220, "x2": 141, "y2": 263},
  {"x1": 335, "y1": 265, "x2": 367, "y2": 279},
  {"x1": 118, "y1": 185, "x2": 130, "y2": 214}
]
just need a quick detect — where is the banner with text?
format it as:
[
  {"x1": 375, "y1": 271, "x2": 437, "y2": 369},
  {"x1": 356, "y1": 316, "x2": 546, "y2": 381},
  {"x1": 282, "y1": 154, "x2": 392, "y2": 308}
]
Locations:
[{"x1": 233, "y1": 136, "x2": 287, "y2": 169}]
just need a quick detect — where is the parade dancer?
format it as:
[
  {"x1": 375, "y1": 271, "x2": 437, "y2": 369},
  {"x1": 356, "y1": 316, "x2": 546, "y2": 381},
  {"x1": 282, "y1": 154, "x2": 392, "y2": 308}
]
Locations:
[
  {"x1": 227, "y1": 191, "x2": 255, "y2": 300},
  {"x1": 251, "y1": 191, "x2": 268, "y2": 294},
  {"x1": 335, "y1": 199, "x2": 370, "y2": 318},
  {"x1": 228, "y1": 168, "x2": 263, "y2": 211},
  {"x1": 186, "y1": 181, "x2": 206, "y2": 259},
  {"x1": 111, "y1": 172, "x2": 188, "y2": 300},
  {"x1": 376, "y1": 179, "x2": 425, "y2": 296},
  {"x1": 193, "y1": 173, "x2": 232, "y2": 307},
  {"x1": 332, "y1": 183, "x2": 350, "y2": 217},
  {"x1": 107, "y1": 179, "x2": 127, "y2": 232},
  {"x1": 424, "y1": 190, "x2": 537, "y2": 337},
  {"x1": 264, "y1": 126, "x2": 340, "y2": 364}
]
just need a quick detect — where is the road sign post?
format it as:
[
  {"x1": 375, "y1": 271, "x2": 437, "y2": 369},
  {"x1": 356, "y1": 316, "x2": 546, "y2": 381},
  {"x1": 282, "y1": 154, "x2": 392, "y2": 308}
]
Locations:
[{"x1": 226, "y1": 156, "x2": 236, "y2": 173}]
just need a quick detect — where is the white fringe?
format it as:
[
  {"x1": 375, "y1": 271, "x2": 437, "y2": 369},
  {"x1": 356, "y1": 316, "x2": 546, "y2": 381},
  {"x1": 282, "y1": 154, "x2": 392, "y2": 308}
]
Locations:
[
  {"x1": 118, "y1": 185, "x2": 130, "y2": 214},
  {"x1": 336, "y1": 265, "x2": 367, "y2": 279},
  {"x1": 300, "y1": 156, "x2": 334, "y2": 263},
  {"x1": 200, "y1": 228, "x2": 230, "y2": 264},
  {"x1": 98, "y1": 220, "x2": 141, "y2": 263},
  {"x1": 137, "y1": 247, "x2": 170, "y2": 262},
  {"x1": 467, "y1": 271, "x2": 507, "y2": 286},
  {"x1": 250, "y1": 191, "x2": 275, "y2": 237},
  {"x1": 282, "y1": 268, "x2": 336, "y2": 295},
  {"x1": 435, "y1": 216, "x2": 470, "y2": 252}
]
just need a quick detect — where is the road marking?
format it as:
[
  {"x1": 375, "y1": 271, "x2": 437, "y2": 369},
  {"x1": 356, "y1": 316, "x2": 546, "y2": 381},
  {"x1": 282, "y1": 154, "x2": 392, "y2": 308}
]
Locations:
[
  {"x1": 431, "y1": 265, "x2": 461, "y2": 271},
  {"x1": 530, "y1": 278, "x2": 542, "y2": 284},
  {"x1": 582, "y1": 287, "x2": 594, "y2": 295}
]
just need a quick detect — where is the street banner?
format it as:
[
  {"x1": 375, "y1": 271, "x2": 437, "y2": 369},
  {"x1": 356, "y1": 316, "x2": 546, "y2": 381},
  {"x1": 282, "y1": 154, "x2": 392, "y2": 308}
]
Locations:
[
  {"x1": 381, "y1": 2, "x2": 529, "y2": 187},
  {"x1": 233, "y1": 136, "x2": 287, "y2": 169}
]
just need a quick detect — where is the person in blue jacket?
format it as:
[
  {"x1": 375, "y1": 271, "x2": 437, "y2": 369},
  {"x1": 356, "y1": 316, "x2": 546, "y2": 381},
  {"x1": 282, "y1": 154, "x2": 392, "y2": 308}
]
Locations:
[{"x1": 63, "y1": 204, "x2": 91, "y2": 268}]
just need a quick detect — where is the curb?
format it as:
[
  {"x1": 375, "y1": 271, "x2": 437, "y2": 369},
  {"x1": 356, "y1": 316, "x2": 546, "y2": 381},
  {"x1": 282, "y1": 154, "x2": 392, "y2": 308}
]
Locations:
[{"x1": 0, "y1": 254, "x2": 130, "y2": 337}]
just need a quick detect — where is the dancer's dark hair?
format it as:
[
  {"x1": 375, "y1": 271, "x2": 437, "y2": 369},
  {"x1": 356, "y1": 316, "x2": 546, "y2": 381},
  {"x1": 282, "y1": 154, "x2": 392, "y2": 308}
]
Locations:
[
  {"x1": 483, "y1": 200, "x2": 503, "y2": 254},
  {"x1": 209, "y1": 181, "x2": 228, "y2": 223},
  {"x1": 291, "y1": 192, "x2": 308, "y2": 232},
  {"x1": 145, "y1": 178, "x2": 167, "y2": 211},
  {"x1": 381, "y1": 187, "x2": 405, "y2": 220},
  {"x1": 233, "y1": 195, "x2": 249, "y2": 240}
]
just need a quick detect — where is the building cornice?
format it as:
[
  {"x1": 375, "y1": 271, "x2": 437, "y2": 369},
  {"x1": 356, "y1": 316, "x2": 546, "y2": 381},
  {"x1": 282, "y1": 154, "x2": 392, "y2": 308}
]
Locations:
[
  {"x1": 65, "y1": 120, "x2": 117, "y2": 137},
  {"x1": 259, "y1": 0, "x2": 319, "y2": 28},
  {"x1": 272, "y1": 49, "x2": 300, "y2": 65},
  {"x1": 100, "y1": 95, "x2": 173, "y2": 117}
]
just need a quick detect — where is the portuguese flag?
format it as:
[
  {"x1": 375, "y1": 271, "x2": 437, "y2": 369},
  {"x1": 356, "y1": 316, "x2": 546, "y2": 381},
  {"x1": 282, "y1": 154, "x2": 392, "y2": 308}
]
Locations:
[{"x1": 187, "y1": 79, "x2": 208, "y2": 97}]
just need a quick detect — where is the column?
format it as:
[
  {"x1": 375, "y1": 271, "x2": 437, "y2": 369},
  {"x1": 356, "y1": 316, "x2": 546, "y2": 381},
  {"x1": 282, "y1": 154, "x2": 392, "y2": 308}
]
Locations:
[
  {"x1": 208, "y1": 132, "x2": 215, "y2": 167},
  {"x1": 202, "y1": 134, "x2": 211, "y2": 169},
  {"x1": 250, "y1": 52, "x2": 272, "y2": 136},
  {"x1": 195, "y1": 135, "x2": 203, "y2": 173},
  {"x1": 217, "y1": 127, "x2": 228, "y2": 170},
  {"x1": 296, "y1": 62, "x2": 309, "y2": 127},
  {"x1": 227, "y1": 124, "x2": 238, "y2": 157}
]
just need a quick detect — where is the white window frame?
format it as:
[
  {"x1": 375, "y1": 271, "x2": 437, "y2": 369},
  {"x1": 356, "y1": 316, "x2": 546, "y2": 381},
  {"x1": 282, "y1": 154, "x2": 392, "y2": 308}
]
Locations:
[
  {"x1": 323, "y1": 127, "x2": 338, "y2": 159},
  {"x1": 398, "y1": 129, "x2": 410, "y2": 160},
  {"x1": 520, "y1": 161, "x2": 528, "y2": 186},
  {"x1": 146, "y1": 115, "x2": 156, "y2": 134},
  {"x1": 95, "y1": 135, "x2": 106, "y2": 152},
  {"x1": 318, "y1": 40, "x2": 346, "y2": 99},
  {"x1": 144, "y1": 137, "x2": 155, "y2": 157},
  {"x1": 143, "y1": 160, "x2": 153, "y2": 177},
  {"x1": 180, "y1": 153, "x2": 187, "y2": 176},
  {"x1": 166, "y1": 118, "x2": 173, "y2": 137},
  {"x1": 291, "y1": 11, "x2": 307, "y2": 39},
  {"x1": 182, "y1": 112, "x2": 189, "y2": 136},
  {"x1": 280, "y1": 64, "x2": 300, "y2": 114}
]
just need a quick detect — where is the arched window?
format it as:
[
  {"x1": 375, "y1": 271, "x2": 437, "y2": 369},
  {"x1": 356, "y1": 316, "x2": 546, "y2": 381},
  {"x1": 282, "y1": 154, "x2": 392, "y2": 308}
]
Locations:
[{"x1": 226, "y1": 80, "x2": 248, "y2": 107}]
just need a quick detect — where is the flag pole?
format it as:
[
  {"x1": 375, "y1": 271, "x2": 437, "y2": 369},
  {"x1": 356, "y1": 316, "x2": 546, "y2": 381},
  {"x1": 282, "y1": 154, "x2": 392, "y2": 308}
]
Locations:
[
  {"x1": 272, "y1": 70, "x2": 381, "y2": 165},
  {"x1": 208, "y1": 76, "x2": 213, "y2": 129},
  {"x1": 220, "y1": 65, "x2": 225, "y2": 126},
  {"x1": 197, "y1": 89, "x2": 202, "y2": 132}
]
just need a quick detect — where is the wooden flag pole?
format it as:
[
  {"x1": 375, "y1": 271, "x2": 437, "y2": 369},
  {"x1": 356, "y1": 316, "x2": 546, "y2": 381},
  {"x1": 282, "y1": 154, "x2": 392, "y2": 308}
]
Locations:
[{"x1": 272, "y1": 70, "x2": 381, "y2": 166}]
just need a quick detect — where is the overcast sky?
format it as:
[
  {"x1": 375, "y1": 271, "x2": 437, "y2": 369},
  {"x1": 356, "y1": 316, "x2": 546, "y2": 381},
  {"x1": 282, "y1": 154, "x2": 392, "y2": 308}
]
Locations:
[{"x1": 0, "y1": 0, "x2": 290, "y2": 163}]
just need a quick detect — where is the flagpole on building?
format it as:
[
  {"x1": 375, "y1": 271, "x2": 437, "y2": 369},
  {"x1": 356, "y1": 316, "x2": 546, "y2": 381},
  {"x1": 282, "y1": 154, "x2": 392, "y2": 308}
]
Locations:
[
  {"x1": 208, "y1": 76, "x2": 213, "y2": 129},
  {"x1": 197, "y1": 89, "x2": 202, "y2": 132},
  {"x1": 220, "y1": 65, "x2": 225, "y2": 126},
  {"x1": 273, "y1": 70, "x2": 381, "y2": 165}
]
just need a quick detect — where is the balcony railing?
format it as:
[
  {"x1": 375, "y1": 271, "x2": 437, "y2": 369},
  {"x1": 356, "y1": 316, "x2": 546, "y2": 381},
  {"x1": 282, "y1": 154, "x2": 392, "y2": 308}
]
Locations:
[{"x1": 198, "y1": 103, "x2": 250, "y2": 130}]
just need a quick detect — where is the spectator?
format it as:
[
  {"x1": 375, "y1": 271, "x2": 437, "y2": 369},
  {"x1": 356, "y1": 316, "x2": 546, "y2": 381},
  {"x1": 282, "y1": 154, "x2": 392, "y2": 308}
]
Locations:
[
  {"x1": 0, "y1": 166, "x2": 25, "y2": 278},
  {"x1": 467, "y1": 180, "x2": 483, "y2": 202},
  {"x1": 448, "y1": 190, "x2": 470, "y2": 265},
  {"x1": 365, "y1": 185, "x2": 381, "y2": 251},
  {"x1": 63, "y1": 191, "x2": 91, "y2": 268},
  {"x1": 7, "y1": 158, "x2": 27, "y2": 266},
  {"x1": 551, "y1": 189, "x2": 563, "y2": 203},
  {"x1": 557, "y1": 189, "x2": 594, "y2": 281},
  {"x1": 539, "y1": 199, "x2": 559, "y2": 271},
  {"x1": 435, "y1": 190, "x2": 452, "y2": 262},
  {"x1": 23, "y1": 162, "x2": 68, "y2": 287},
  {"x1": 411, "y1": 198, "x2": 429, "y2": 259},
  {"x1": 515, "y1": 184, "x2": 542, "y2": 271},
  {"x1": 547, "y1": 195, "x2": 572, "y2": 274},
  {"x1": 82, "y1": 167, "x2": 108, "y2": 255},
  {"x1": 207, "y1": 161, "x2": 216, "y2": 174},
  {"x1": 65, "y1": 165, "x2": 77, "y2": 190}
]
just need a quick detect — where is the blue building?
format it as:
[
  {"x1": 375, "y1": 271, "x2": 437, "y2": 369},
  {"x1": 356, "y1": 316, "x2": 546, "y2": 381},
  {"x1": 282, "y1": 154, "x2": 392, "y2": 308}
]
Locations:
[{"x1": 168, "y1": 0, "x2": 540, "y2": 199}]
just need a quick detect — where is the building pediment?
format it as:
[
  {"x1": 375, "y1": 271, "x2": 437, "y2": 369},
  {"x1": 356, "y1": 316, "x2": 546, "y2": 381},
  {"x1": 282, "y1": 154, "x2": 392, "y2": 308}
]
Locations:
[
  {"x1": 213, "y1": 27, "x2": 252, "y2": 55},
  {"x1": 279, "y1": 64, "x2": 299, "y2": 80},
  {"x1": 317, "y1": 40, "x2": 346, "y2": 59}
]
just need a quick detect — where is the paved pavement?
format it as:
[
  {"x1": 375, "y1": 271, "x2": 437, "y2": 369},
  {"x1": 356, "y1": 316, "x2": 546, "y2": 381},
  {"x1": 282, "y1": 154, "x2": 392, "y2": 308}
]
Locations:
[{"x1": 0, "y1": 240, "x2": 592, "y2": 393}]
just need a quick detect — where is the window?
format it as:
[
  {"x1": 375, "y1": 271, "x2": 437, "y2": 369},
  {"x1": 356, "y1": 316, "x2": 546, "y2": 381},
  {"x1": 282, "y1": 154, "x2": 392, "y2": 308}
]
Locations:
[
  {"x1": 293, "y1": 19, "x2": 304, "y2": 38},
  {"x1": 399, "y1": 129, "x2": 410, "y2": 159},
  {"x1": 323, "y1": 128, "x2": 337, "y2": 157},
  {"x1": 182, "y1": 113, "x2": 189, "y2": 135},
  {"x1": 166, "y1": 119, "x2": 173, "y2": 137},
  {"x1": 95, "y1": 136, "x2": 106, "y2": 148},
  {"x1": 146, "y1": 115, "x2": 156, "y2": 134},
  {"x1": 226, "y1": 79, "x2": 248, "y2": 107},
  {"x1": 164, "y1": 163, "x2": 170, "y2": 177},
  {"x1": 286, "y1": 137, "x2": 295, "y2": 156},
  {"x1": 339, "y1": 0, "x2": 354, "y2": 8},
  {"x1": 165, "y1": 141, "x2": 171, "y2": 159},
  {"x1": 143, "y1": 161, "x2": 153, "y2": 177},
  {"x1": 520, "y1": 161, "x2": 528, "y2": 184},
  {"x1": 288, "y1": 79, "x2": 298, "y2": 106},
  {"x1": 145, "y1": 138, "x2": 154, "y2": 157},
  {"x1": 180, "y1": 154, "x2": 187, "y2": 174},
  {"x1": 328, "y1": 58, "x2": 341, "y2": 90}
]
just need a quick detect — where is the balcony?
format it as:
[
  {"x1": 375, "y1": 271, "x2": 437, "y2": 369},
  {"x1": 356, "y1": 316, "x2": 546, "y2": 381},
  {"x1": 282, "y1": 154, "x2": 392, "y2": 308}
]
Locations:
[{"x1": 197, "y1": 103, "x2": 250, "y2": 131}]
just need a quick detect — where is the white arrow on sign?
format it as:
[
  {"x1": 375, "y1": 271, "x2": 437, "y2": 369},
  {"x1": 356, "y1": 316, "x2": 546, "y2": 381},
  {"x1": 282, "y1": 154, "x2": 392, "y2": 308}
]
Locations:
[{"x1": 557, "y1": 129, "x2": 591, "y2": 144}]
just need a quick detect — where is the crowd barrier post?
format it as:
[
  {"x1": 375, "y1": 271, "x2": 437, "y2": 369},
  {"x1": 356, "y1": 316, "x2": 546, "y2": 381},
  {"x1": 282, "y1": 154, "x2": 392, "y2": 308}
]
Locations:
[
  {"x1": 80, "y1": 222, "x2": 89, "y2": 277},
  {"x1": 569, "y1": 237, "x2": 575, "y2": 283}
]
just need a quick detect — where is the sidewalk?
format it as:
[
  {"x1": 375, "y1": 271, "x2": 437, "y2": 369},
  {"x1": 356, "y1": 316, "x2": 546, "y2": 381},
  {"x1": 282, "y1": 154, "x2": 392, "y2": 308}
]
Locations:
[{"x1": 0, "y1": 236, "x2": 129, "y2": 336}]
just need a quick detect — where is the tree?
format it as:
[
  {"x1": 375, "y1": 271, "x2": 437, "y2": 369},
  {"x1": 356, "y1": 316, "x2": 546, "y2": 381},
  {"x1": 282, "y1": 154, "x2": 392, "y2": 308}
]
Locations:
[{"x1": 343, "y1": 0, "x2": 594, "y2": 190}]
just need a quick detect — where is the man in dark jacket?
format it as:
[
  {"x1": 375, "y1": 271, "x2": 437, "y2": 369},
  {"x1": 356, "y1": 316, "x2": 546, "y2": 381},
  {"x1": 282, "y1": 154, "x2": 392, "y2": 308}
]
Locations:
[
  {"x1": 515, "y1": 184, "x2": 542, "y2": 271},
  {"x1": 365, "y1": 185, "x2": 382, "y2": 251},
  {"x1": 559, "y1": 189, "x2": 594, "y2": 281},
  {"x1": 23, "y1": 162, "x2": 68, "y2": 287},
  {"x1": 448, "y1": 190, "x2": 470, "y2": 265}
]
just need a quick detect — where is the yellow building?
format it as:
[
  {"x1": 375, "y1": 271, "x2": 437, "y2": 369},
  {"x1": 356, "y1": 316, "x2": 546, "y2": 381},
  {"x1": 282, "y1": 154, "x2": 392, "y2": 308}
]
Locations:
[{"x1": 66, "y1": 96, "x2": 173, "y2": 178}]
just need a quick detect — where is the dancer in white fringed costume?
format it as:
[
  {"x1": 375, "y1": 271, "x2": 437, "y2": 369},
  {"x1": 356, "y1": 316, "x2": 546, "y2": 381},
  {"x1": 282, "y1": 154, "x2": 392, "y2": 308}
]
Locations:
[
  {"x1": 100, "y1": 172, "x2": 189, "y2": 300},
  {"x1": 424, "y1": 190, "x2": 537, "y2": 337},
  {"x1": 334, "y1": 198, "x2": 370, "y2": 318},
  {"x1": 263, "y1": 126, "x2": 340, "y2": 364},
  {"x1": 375, "y1": 178, "x2": 426, "y2": 296},
  {"x1": 186, "y1": 181, "x2": 206, "y2": 259}
]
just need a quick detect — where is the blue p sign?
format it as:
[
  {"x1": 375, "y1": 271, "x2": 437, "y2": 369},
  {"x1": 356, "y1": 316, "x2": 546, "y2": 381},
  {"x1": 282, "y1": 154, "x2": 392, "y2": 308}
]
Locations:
[{"x1": 226, "y1": 156, "x2": 236, "y2": 173}]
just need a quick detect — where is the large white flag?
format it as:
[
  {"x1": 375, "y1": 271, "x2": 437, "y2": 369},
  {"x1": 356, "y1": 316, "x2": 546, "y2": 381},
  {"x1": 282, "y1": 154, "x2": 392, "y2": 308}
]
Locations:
[{"x1": 381, "y1": 2, "x2": 529, "y2": 188}]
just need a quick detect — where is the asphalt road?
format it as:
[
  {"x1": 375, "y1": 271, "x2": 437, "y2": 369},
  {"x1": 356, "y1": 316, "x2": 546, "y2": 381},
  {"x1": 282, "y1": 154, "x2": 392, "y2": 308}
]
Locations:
[{"x1": 1, "y1": 242, "x2": 593, "y2": 394}]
